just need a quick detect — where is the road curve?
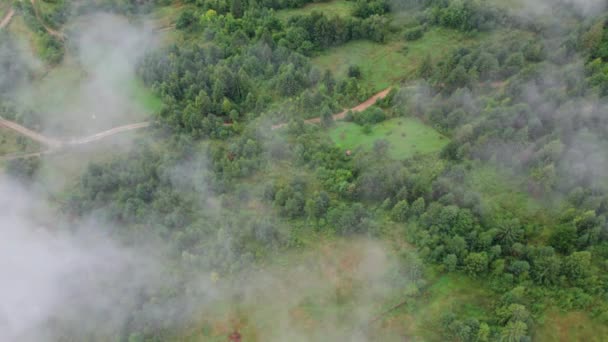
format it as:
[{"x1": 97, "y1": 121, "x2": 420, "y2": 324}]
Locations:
[
  {"x1": 0, "y1": 118, "x2": 62, "y2": 147},
  {"x1": 0, "y1": 8, "x2": 15, "y2": 29},
  {"x1": 1, "y1": 89, "x2": 391, "y2": 159},
  {"x1": 270, "y1": 88, "x2": 391, "y2": 130},
  {"x1": 0, "y1": 117, "x2": 150, "y2": 148}
]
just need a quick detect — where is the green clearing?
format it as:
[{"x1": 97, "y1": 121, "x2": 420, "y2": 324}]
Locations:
[
  {"x1": 535, "y1": 310, "x2": 608, "y2": 342},
  {"x1": 127, "y1": 78, "x2": 163, "y2": 113},
  {"x1": 312, "y1": 28, "x2": 478, "y2": 91},
  {"x1": 144, "y1": 4, "x2": 194, "y2": 44},
  {"x1": 7, "y1": 15, "x2": 40, "y2": 56},
  {"x1": 18, "y1": 62, "x2": 160, "y2": 135},
  {"x1": 173, "y1": 236, "x2": 493, "y2": 342},
  {"x1": 148, "y1": 4, "x2": 189, "y2": 28},
  {"x1": 397, "y1": 272, "x2": 493, "y2": 341},
  {"x1": 464, "y1": 163, "x2": 562, "y2": 232},
  {"x1": 276, "y1": 0, "x2": 354, "y2": 21},
  {"x1": 329, "y1": 117, "x2": 448, "y2": 160}
]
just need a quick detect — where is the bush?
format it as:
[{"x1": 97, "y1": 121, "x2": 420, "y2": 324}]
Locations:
[
  {"x1": 348, "y1": 65, "x2": 362, "y2": 79},
  {"x1": 404, "y1": 25, "x2": 425, "y2": 41},
  {"x1": 353, "y1": 106, "x2": 386, "y2": 125}
]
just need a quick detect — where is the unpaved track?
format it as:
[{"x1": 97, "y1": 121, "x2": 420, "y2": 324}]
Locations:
[
  {"x1": 0, "y1": 117, "x2": 150, "y2": 148},
  {"x1": 1, "y1": 88, "x2": 391, "y2": 159},
  {"x1": 0, "y1": 118, "x2": 62, "y2": 147},
  {"x1": 271, "y1": 88, "x2": 391, "y2": 130},
  {"x1": 0, "y1": 8, "x2": 15, "y2": 29}
]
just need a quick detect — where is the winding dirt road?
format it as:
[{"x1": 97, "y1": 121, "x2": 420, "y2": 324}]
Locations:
[
  {"x1": 0, "y1": 118, "x2": 62, "y2": 147},
  {"x1": 0, "y1": 8, "x2": 15, "y2": 29},
  {"x1": 270, "y1": 88, "x2": 391, "y2": 130},
  {"x1": 0, "y1": 88, "x2": 391, "y2": 159},
  {"x1": 0, "y1": 118, "x2": 150, "y2": 148}
]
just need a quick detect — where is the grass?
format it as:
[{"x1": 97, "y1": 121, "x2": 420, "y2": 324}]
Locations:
[
  {"x1": 464, "y1": 163, "x2": 562, "y2": 233},
  {"x1": 312, "y1": 28, "x2": 478, "y2": 91},
  {"x1": 18, "y1": 61, "x2": 161, "y2": 136},
  {"x1": 35, "y1": 129, "x2": 149, "y2": 196},
  {"x1": 535, "y1": 310, "x2": 608, "y2": 342},
  {"x1": 0, "y1": 128, "x2": 40, "y2": 155},
  {"x1": 329, "y1": 117, "x2": 449, "y2": 160},
  {"x1": 127, "y1": 78, "x2": 163, "y2": 113},
  {"x1": 276, "y1": 0, "x2": 354, "y2": 21},
  {"x1": 7, "y1": 15, "x2": 39, "y2": 55},
  {"x1": 401, "y1": 272, "x2": 493, "y2": 341},
  {"x1": 173, "y1": 237, "x2": 411, "y2": 341}
]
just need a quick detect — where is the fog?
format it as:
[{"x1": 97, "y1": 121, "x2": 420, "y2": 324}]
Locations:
[
  {"x1": 0, "y1": 177, "x2": 163, "y2": 341},
  {"x1": 14, "y1": 13, "x2": 158, "y2": 137},
  {"x1": 0, "y1": 172, "x2": 407, "y2": 340}
]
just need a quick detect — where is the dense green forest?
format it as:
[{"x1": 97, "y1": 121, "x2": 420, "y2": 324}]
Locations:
[{"x1": 3, "y1": 0, "x2": 608, "y2": 341}]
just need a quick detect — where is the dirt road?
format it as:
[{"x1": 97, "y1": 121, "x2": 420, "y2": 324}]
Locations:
[
  {"x1": 270, "y1": 88, "x2": 391, "y2": 130},
  {"x1": 0, "y1": 117, "x2": 150, "y2": 148},
  {"x1": 0, "y1": 88, "x2": 391, "y2": 158},
  {"x1": 0, "y1": 8, "x2": 15, "y2": 29},
  {"x1": 0, "y1": 118, "x2": 62, "y2": 147}
]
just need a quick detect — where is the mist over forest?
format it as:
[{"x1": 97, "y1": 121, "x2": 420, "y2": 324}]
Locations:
[{"x1": 2, "y1": 0, "x2": 608, "y2": 341}]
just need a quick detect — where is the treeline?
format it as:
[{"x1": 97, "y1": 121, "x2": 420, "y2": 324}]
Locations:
[
  {"x1": 283, "y1": 11, "x2": 388, "y2": 54},
  {"x1": 138, "y1": 18, "x2": 313, "y2": 136}
]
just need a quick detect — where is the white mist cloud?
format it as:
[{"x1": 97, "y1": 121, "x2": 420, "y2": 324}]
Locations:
[
  {"x1": 0, "y1": 177, "x2": 163, "y2": 341},
  {"x1": 14, "y1": 12, "x2": 159, "y2": 137}
]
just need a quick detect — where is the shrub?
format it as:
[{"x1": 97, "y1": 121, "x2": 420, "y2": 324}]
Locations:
[{"x1": 404, "y1": 25, "x2": 425, "y2": 41}]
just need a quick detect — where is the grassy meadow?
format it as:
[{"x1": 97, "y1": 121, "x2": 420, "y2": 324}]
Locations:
[
  {"x1": 330, "y1": 117, "x2": 449, "y2": 160},
  {"x1": 312, "y1": 28, "x2": 477, "y2": 91},
  {"x1": 276, "y1": 0, "x2": 355, "y2": 21}
]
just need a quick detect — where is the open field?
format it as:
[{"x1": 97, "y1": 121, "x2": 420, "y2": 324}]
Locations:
[
  {"x1": 173, "y1": 237, "x2": 409, "y2": 341},
  {"x1": 330, "y1": 117, "x2": 448, "y2": 160},
  {"x1": 276, "y1": 0, "x2": 354, "y2": 21},
  {"x1": 7, "y1": 15, "x2": 39, "y2": 55},
  {"x1": 464, "y1": 163, "x2": 562, "y2": 226},
  {"x1": 16, "y1": 61, "x2": 160, "y2": 136},
  {"x1": 394, "y1": 272, "x2": 493, "y2": 341},
  {"x1": 535, "y1": 310, "x2": 608, "y2": 342},
  {"x1": 312, "y1": 28, "x2": 478, "y2": 91}
]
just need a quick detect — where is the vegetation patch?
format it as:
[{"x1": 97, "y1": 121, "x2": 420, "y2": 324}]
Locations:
[
  {"x1": 535, "y1": 310, "x2": 608, "y2": 342},
  {"x1": 276, "y1": 0, "x2": 355, "y2": 21},
  {"x1": 17, "y1": 63, "x2": 160, "y2": 135},
  {"x1": 312, "y1": 28, "x2": 476, "y2": 91},
  {"x1": 0, "y1": 127, "x2": 39, "y2": 155},
  {"x1": 329, "y1": 117, "x2": 448, "y2": 160}
]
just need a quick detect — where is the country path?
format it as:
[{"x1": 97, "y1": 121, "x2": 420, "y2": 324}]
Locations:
[
  {"x1": 0, "y1": 8, "x2": 15, "y2": 29},
  {"x1": 270, "y1": 88, "x2": 392, "y2": 130},
  {"x1": 1, "y1": 88, "x2": 392, "y2": 159},
  {"x1": 0, "y1": 117, "x2": 151, "y2": 149},
  {"x1": 0, "y1": 118, "x2": 62, "y2": 148}
]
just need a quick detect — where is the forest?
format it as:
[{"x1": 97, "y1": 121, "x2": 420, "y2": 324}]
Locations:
[{"x1": 2, "y1": 0, "x2": 608, "y2": 341}]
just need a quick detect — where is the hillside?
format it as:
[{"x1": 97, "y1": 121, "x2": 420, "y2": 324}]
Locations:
[{"x1": 2, "y1": 0, "x2": 608, "y2": 341}]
